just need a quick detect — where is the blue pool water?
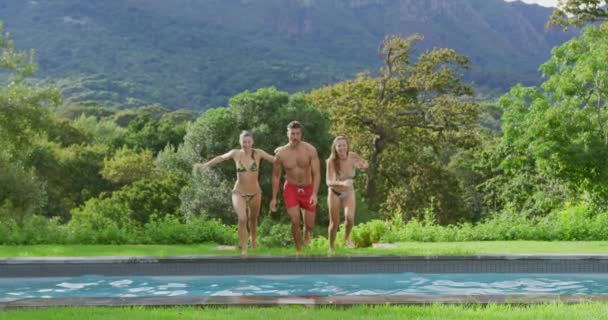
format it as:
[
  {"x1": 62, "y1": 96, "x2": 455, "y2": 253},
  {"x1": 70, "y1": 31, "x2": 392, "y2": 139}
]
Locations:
[{"x1": 2, "y1": 273, "x2": 608, "y2": 301}]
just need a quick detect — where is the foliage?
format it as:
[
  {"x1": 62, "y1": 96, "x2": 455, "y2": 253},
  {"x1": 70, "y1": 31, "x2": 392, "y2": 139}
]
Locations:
[
  {"x1": 71, "y1": 114, "x2": 127, "y2": 148},
  {"x1": 0, "y1": 22, "x2": 59, "y2": 219},
  {"x1": 348, "y1": 203, "x2": 608, "y2": 247},
  {"x1": 179, "y1": 166, "x2": 235, "y2": 224},
  {"x1": 0, "y1": 214, "x2": 236, "y2": 245},
  {"x1": 101, "y1": 146, "x2": 155, "y2": 186},
  {"x1": 73, "y1": 174, "x2": 187, "y2": 226},
  {"x1": 123, "y1": 114, "x2": 187, "y2": 154},
  {"x1": 0, "y1": 154, "x2": 47, "y2": 222},
  {"x1": 256, "y1": 216, "x2": 294, "y2": 248},
  {"x1": 484, "y1": 24, "x2": 608, "y2": 213},
  {"x1": 141, "y1": 215, "x2": 237, "y2": 245},
  {"x1": 549, "y1": 0, "x2": 608, "y2": 28},
  {"x1": 112, "y1": 174, "x2": 187, "y2": 225},
  {"x1": 309, "y1": 34, "x2": 480, "y2": 223}
]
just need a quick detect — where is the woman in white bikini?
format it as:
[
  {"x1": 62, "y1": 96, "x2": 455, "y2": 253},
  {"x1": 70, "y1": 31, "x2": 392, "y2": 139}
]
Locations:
[
  {"x1": 326, "y1": 136, "x2": 368, "y2": 254},
  {"x1": 193, "y1": 131, "x2": 275, "y2": 256}
]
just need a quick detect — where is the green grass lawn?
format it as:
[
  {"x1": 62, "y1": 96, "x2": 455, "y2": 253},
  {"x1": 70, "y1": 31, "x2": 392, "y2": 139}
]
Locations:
[
  {"x1": 1, "y1": 304, "x2": 608, "y2": 320},
  {"x1": 1, "y1": 241, "x2": 607, "y2": 257}
]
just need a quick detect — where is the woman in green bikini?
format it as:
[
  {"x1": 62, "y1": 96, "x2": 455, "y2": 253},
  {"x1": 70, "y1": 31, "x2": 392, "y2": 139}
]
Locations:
[
  {"x1": 193, "y1": 131, "x2": 275, "y2": 256},
  {"x1": 326, "y1": 136, "x2": 368, "y2": 254}
]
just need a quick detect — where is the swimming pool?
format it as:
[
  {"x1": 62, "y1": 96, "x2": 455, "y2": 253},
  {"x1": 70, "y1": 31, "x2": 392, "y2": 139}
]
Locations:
[
  {"x1": 2, "y1": 273, "x2": 608, "y2": 301},
  {"x1": 2, "y1": 255, "x2": 608, "y2": 307}
]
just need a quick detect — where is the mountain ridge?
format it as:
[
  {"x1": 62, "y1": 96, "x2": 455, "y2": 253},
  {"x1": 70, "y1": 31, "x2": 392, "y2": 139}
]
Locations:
[{"x1": 0, "y1": 0, "x2": 576, "y2": 109}]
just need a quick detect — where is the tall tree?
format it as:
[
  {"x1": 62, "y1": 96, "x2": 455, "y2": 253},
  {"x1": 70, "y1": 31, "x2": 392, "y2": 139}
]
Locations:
[
  {"x1": 0, "y1": 21, "x2": 60, "y2": 219},
  {"x1": 0, "y1": 21, "x2": 60, "y2": 157},
  {"x1": 309, "y1": 35, "x2": 479, "y2": 221},
  {"x1": 549, "y1": 0, "x2": 608, "y2": 28},
  {"x1": 488, "y1": 23, "x2": 608, "y2": 213}
]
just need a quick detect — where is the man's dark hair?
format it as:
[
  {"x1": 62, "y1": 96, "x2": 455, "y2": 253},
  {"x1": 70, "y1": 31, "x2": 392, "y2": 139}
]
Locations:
[{"x1": 287, "y1": 121, "x2": 303, "y2": 130}]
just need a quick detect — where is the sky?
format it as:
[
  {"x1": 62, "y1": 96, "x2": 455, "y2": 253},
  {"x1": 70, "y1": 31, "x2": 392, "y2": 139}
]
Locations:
[{"x1": 504, "y1": 0, "x2": 559, "y2": 7}]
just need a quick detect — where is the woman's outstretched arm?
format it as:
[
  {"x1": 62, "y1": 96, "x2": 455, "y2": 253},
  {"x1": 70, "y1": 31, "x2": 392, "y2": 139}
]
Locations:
[
  {"x1": 256, "y1": 149, "x2": 276, "y2": 164},
  {"x1": 350, "y1": 152, "x2": 369, "y2": 169},
  {"x1": 194, "y1": 150, "x2": 236, "y2": 168}
]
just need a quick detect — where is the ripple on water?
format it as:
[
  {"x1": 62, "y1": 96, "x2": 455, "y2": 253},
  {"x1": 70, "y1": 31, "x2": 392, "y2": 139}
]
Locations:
[
  {"x1": 56, "y1": 282, "x2": 100, "y2": 290},
  {"x1": 128, "y1": 287, "x2": 155, "y2": 293},
  {"x1": 110, "y1": 280, "x2": 133, "y2": 287}
]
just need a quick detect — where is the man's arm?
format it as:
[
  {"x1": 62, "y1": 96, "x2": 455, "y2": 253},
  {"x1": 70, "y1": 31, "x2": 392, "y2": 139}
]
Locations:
[
  {"x1": 270, "y1": 152, "x2": 282, "y2": 212},
  {"x1": 310, "y1": 146, "x2": 321, "y2": 205}
]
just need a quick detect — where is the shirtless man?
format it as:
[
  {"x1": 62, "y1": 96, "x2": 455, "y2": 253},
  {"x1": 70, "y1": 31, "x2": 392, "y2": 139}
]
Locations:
[{"x1": 270, "y1": 121, "x2": 321, "y2": 254}]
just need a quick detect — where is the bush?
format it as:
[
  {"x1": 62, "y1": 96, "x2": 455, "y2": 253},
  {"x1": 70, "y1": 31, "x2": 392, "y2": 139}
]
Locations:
[
  {"x1": 351, "y1": 220, "x2": 387, "y2": 247},
  {"x1": 69, "y1": 200, "x2": 138, "y2": 244},
  {"x1": 72, "y1": 174, "x2": 186, "y2": 227},
  {"x1": 350, "y1": 203, "x2": 608, "y2": 245},
  {"x1": 257, "y1": 216, "x2": 294, "y2": 248},
  {"x1": 0, "y1": 213, "x2": 236, "y2": 245},
  {"x1": 4, "y1": 203, "x2": 608, "y2": 246},
  {"x1": 0, "y1": 215, "x2": 66, "y2": 245},
  {"x1": 115, "y1": 175, "x2": 186, "y2": 224},
  {"x1": 141, "y1": 214, "x2": 237, "y2": 245}
]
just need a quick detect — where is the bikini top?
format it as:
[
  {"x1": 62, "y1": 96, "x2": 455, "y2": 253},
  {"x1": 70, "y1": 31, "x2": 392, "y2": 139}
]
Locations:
[
  {"x1": 339, "y1": 168, "x2": 356, "y2": 181},
  {"x1": 236, "y1": 155, "x2": 258, "y2": 173}
]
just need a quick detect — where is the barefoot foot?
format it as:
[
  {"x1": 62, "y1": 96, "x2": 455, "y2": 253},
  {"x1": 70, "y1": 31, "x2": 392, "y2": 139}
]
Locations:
[{"x1": 344, "y1": 239, "x2": 356, "y2": 249}]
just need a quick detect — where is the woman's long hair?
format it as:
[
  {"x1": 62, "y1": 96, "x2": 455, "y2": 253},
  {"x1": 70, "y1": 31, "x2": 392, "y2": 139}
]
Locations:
[{"x1": 328, "y1": 136, "x2": 349, "y2": 177}]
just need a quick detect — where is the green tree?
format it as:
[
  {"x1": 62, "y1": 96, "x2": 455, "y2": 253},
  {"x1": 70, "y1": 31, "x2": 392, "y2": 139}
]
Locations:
[
  {"x1": 0, "y1": 153, "x2": 47, "y2": 223},
  {"x1": 179, "y1": 167, "x2": 235, "y2": 223},
  {"x1": 101, "y1": 147, "x2": 155, "y2": 186},
  {"x1": 45, "y1": 117, "x2": 92, "y2": 147},
  {"x1": 74, "y1": 174, "x2": 187, "y2": 226},
  {"x1": 54, "y1": 102, "x2": 116, "y2": 120},
  {"x1": 549, "y1": 0, "x2": 608, "y2": 29},
  {"x1": 488, "y1": 23, "x2": 608, "y2": 213},
  {"x1": 0, "y1": 21, "x2": 60, "y2": 219},
  {"x1": 309, "y1": 35, "x2": 479, "y2": 223},
  {"x1": 113, "y1": 174, "x2": 186, "y2": 225},
  {"x1": 123, "y1": 114, "x2": 186, "y2": 154},
  {"x1": 0, "y1": 21, "x2": 61, "y2": 157},
  {"x1": 72, "y1": 114, "x2": 127, "y2": 148},
  {"x1": 27, "y1": 143, "x2": 110, "y2": 219}
]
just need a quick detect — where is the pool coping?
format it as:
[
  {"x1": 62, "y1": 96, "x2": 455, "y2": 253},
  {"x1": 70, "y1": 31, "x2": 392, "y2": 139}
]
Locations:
[
  {"x1": 4, "y1": 253, "x2": 608, "y2": 263},
  {"x1": 2, "y1": 294, "x2": 608, "y2": 309},
  {"x1": 3, "y1": 254, "x2": 608, "y2": 277}
]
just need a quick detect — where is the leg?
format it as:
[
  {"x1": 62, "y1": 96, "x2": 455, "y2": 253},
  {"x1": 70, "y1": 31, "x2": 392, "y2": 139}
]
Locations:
[
  {"x1": 247, "y1": 193, "x2": 262, "y2": 249},
  {"x1": 286, "y1": 206, "x2": 303, "y2": 254},
  {"x1": 343, "y1": 192, "x2": 356, "y2": 249},
  {"x1": 302, "y1": 208, "x2": 316, "y2": 246},
  {"x1": 327, "y1": 192, "x2": 341, "y2": 254},
  {"x1": 231, "y1": 192, "x2": 249, "y2": 256}
]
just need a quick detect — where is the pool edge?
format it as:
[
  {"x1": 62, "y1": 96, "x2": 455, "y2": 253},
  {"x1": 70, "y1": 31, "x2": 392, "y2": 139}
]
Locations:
[{"x1": 2, "y1": 294, "x2": 608, "y2": 309}]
